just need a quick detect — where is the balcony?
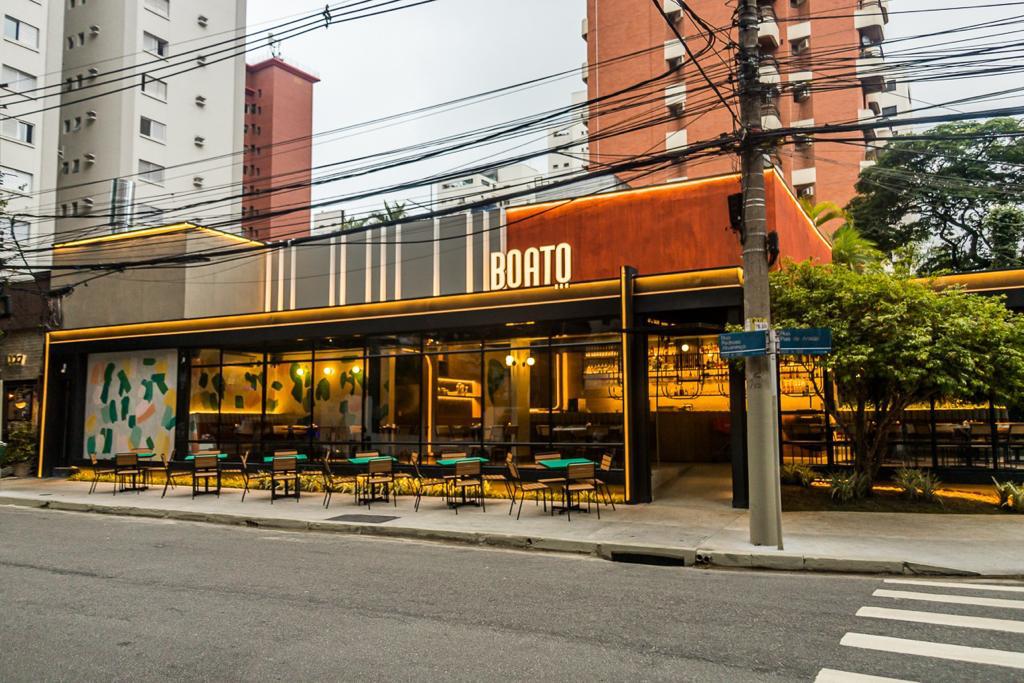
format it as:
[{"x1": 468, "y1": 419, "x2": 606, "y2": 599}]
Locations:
[
  {"x1": 581, "y1": 61, "x2": 589, "y2": 84},
  {"x1": 759, "y1": 62, "x2": 781, "y2": 86},
  {"x1": 792, "y1": 167, "x2": 817, "y2": 188},
  {"x1": 855, "y1": 46, "x2": 885, "y2": 86},
  {"x1": 665, "y1": 83, "x2": 686, "y2": 115},
  {"x1": 860, "y1": 160, "x2": 877, "y2": 171},
  {"x1": 581, "y1": 16, "x2": 588, "y2": 40},
  {"x1": 855, "y1": 0, "x2": 886, "y2": 44},
  {"x1": 858, "y1": 108, "x2": 878, "y2": 140},
  {"x1": 759, "y1": 7, "x2": 780, "y2": 49},
  {"x1": 664, "y1": 39, "x2": 685, "y2": 68}
]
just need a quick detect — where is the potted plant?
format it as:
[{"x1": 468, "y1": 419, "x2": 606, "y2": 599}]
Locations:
[{"x1": 1, "y1": 425, "x2": 37, "y2": 478}]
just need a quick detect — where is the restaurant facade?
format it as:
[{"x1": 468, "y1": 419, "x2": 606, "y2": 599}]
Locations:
[{"x1": 41, "y1": 172, "x2": 1024, "y2": 504}]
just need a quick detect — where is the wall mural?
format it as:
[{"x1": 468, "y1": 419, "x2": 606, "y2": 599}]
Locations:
[{"x1": 83, "y1": 350, "x2": 177, "y2": 458}]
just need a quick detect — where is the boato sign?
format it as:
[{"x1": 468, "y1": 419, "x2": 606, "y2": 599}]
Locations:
[{"x1": 489, "y1": 243, "x2": 572, "y2": 290}]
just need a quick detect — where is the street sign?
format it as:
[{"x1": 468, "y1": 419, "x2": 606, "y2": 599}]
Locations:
[
  {"x1": 778, "y1": 328, "x2": 832, "y2": 355},
  {"x1": 718, "y1": 330, "x2": 768, "y2": 359}
]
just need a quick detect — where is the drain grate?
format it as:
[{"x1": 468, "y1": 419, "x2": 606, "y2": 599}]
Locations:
[
  {"x1": 326, "y1": 514, "x2": 399, "y2": 524},
  {"x1": 609, "y1": 552, "x2": 687, "y2": 567}
]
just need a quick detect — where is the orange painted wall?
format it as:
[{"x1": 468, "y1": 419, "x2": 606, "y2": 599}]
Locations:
[{"x1": 505, "y1": 172, "x2": 831, "y2": 282}]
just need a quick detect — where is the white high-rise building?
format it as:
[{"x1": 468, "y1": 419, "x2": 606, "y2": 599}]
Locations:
[
  {"x1": 54, "y1": 0, "x2": 247, "y2": 240},
  {"x1": 1, "y1": 0, "x2": 65, "y2": 273},
  {"x1": 547, "y1": 90, "x2": 588, "y2": 176}
]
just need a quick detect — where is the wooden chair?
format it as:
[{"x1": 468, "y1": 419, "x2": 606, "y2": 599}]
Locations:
[
  {"x1": 113, "y1": 453, "x2": 142, "y2": 495},
  {"x1": 594, "y1": 453, "x2": 616, "y2": 510},
  {"x1": 481, "y1": 452, "x2": 511, "y2": 499},
  {"x1": 271, "y1": 456, "x2": 300, "y2": 503},
  {"x1": 217, "y1": 451, "x2": 266, "y2": 502},
  {"x1": 448, "y1": 459, "x2": 484, "y2": 514},
  {"x1": 411, "y1": 452, "x2": 447, "y2": 512},
  {"x1": 159, "y1": 451, "x2": 192, "y2": 498},
  {"x1": 87, "y1": 453, "x2": 115, "y2": 494},
  {"x1": 563, "y1": 462, "x2": 600, "y2": 521},
  {"x1": 535, "y1": 452, "x2": 566, "y2": 487},
  {"x1": 191, "y1": 454, "x2": 222, "y2": 498},
  {"x1": 357, "y1": 457, "x2": 395, "y2": 508},
  {"x1": 506, "y1": 461, "x2": 549, "y2": 520},
  {"x1": 321, "y1": 451, "x2": 357, "y2": 509}
]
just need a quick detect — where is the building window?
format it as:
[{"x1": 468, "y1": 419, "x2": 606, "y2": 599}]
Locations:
[
  {"x1": 0, "y1": 165, "x2": 33, "y2": 193},
  {"x1": 138, "y1": 159, "x2": 165, "y2": 185},
  {"x1": 1, "y1": 64, "x2": 37, "y2": 93},
  {"x1": 139, "y1": 116, "x2": 166, "y2": 142},
  {"x1": 0, "y1": 118, "x2": 33, "y2": 144},
  {"x1": 72, "y1": 158, "x2": 80, "y2": 173},
  {"x1": 143, "y1": 31, "x2": 168, "y2": 57},
  {"x1": 0, "y1": 219, "x2": 30, "y2": 267},
  {"x1": 62, "y1": 161, "x2": 69, "y2": 174},
  {"x1": 4, "y1": 16, "x2": 40, "y2": 48},
  {"x1": 77, "y1": 32, "x2": 85, "y2": 47},
  {"x1": 141, "y1": 74, "x2": 167, "y2": 101},
  {"x1": 144, "y1": 0, "x2": 170, "y2": 17},
  {"x1": 881, "y1": 105, "x2": 898, "y2": 118}
]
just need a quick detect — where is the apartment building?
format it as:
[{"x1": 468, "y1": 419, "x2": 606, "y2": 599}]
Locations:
[
  {"x1": 241, "y1": 56, "x2": 319, "y2": 242},
  {"x1": 433, "y1": 163, "x2": 543, "y2": 211},
  {"x1": 584, "y1": 0, "x2": 909, "y2": 210},
  {"x1": 54, "y1": 0, "x2": 246, "y2": 239},
  {"x1": 547, "y1": 89, "x2": 589, "y2": 176},
  {"x1": 1, "y1": 0, "x2": 64, "y2": 273}
]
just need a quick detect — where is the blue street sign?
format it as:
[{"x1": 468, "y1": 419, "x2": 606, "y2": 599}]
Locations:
[
  {"x1": 718, "y1": 330, "x2": 768, "y2": 359},
  {"x1": 778, "y1": 328, "x2": 832, "y2": 355}
]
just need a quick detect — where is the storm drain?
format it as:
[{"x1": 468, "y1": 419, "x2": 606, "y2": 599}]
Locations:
[
  {"x1": 609, "y1": 552, "x2": 687, "y2": 567},
  {"x1": 326, "y1": 514, "x2": 400, "y2": 524}
]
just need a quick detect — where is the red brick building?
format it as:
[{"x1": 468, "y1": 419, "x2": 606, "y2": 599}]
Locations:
[
  {"x1": 584, "y1": 0, "x2": 896, "y2": 214},
  {"x1": 242, "y1": 58, "x2": 320, "y2": 242}
]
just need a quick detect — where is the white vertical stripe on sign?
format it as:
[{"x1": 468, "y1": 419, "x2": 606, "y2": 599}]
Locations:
[
  {"x1": 379, "y1": 225, "x2": 388, "y2": 301},
  {"x1": 289, "y1": 245, "x2": 296, "y2": 310},
  {"x1": 276, "y1": 249, "x2": 284, "y2": 312},
  {"x1": 481, "y1": 210, "x2": 490, "y2": 291},
  {"x1": 328, "y1": 236, "x2": 336, "y2": 307},
  {"x1": 339, "y1": 235, "x2": 347, "y2": 305},
  {"x1": 395, "y1": 224, "x2": 402, "y2": 300},
  {"x1": 465, "y1": 212, "x2": 474, "y2": 293},
  {"x1": 841, "y1": 632, "x2": 1024, "y2": 669},
  {"x1": 432, "y1": 218, "x2": 440, "y2": 297},
  {"x1": 364, "y1": 229, "x2": 373, "y2": 303},
  {"x1": 264, "y1": 252, "x2": 272, "y2": 312}
]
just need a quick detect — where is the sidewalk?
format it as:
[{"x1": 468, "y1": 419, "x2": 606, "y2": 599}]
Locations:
[{"x1": 0, "y1": 473, "x2": 1020, "y2": 576}]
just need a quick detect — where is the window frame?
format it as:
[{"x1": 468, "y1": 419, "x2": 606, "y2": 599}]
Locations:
[
  {"x1": 0, "y1": 165, "x2": 34, "y2": 194},
  {"x1": 0, "y1": 117, "x2": 34, "y2": 145},
  {"x1": 4, "y1": 15, "x2": 40, "y2": 49},
  {"x1": 142, "y1": 31, "x2": 169, "y2": 58},
  {"x1": 141, "y1": 74, "x2": 167, "y2": 101},
  {"x1": 139, "y1": 115, "x2": 167, "y2": 143},
  {"x1": 138, "y1": 159, "x2": 165, "y2": 186},
  {"x1": 1, "y1": 64, "x2": 37, "y2": 93}
]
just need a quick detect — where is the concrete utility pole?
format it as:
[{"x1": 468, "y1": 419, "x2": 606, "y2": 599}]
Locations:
[{"x1": 737, "y1": 0, "x2": 783, "y2": 548}]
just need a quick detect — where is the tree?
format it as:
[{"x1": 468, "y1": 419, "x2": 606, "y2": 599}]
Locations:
[
  {"x1": 799, "y1": 197, "x2": 847, "y2": 231},
  {"x1": 830, "y1": 224, "x2": 883, "y2": 273},
  {"x1": 367, "y1": 200, "x2": 407, "y2": 225},
  {"x1": 771, "y1": 260, "x2": 1024, "y2": 485},
  {"x1": 847, "y1": 118, "x2": 1024, "y2": 273},
  {"x1": 984, "y1": 205, "x2": 1024, "y2": 269}
]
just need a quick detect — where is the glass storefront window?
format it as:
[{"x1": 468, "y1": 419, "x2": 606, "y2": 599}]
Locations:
[
  {"x1": 365, "y1": 354, "x2": 421, "y2": 458},
  {"x1": 264, "y1": 353, "x2": 313, "y2": 450},
  {"x1": 426, "y1": 351, "x2": 481, "y2": 452},
  {"x1": 482, "y1": 343, "x2": 551, "y2": 461},
  {"x1": 313, "y1": 350, "x2": 365, "y2": 454},
  {"x1": 188, "y1": 365, "x2": 221, "y2": 451},
  {"x1": 218, "y1": 359, "x2": 263, "y2": 455},
  {"x1": 190, "y1": 348, "x2": 220, "y2": 366}
]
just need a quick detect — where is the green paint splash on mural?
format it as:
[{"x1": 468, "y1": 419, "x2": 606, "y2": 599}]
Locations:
[
  {"x1": 117, "y1": 369, "x2": 131, "y2": 396},
  {"x1": 100, "y1": 363, "x2": 115, "y2": 404},
  {"x1": 244, "y1": 372, "x2": 259, "y2": 391},
  {"x1": 120, "y1": 396, "x2": 130, "y2": 421},
  {"x1": 141, "y1": 379, "x2": 154, "y2": 402},
  {"x1": 146, "y1": 436, "x2": 154, "y2": 449},
  {"x1": 143, "y1": 358, "x2": 156, "y2": 366},
  {"x1": 107, "y1": 400, "x2": 118, "y2": 424},
  {"x1": 152, "y1": 373, "x2": 168, "y2": 394},
  {"x1": 271, "y1": 380, "x2": 283, "y2": 391},
  {"x1": 161, "y1": 406, "x2": 176, "y2": 430},
  {"x1": 86, "y1": 435, "x2": 96, "y2": 455},
  {"x1": 315, "y1": 378, "x2": 331, "y2": 401},
  {"x1": 128, "y1": 415, "x2": 136, "y2": 429},
  {"x1": 101, "y1": 428, "x2": 112, "y2": 454},
  {"x1": 234, "y1": 395, "x2": 244, "y2": 409},
  {"x1": 198, "y1": 371, "x2": 209, "y2": 389}
]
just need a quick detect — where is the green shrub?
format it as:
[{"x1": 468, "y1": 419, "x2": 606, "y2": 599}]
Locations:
[
  {"x1": 893, "y1": 468, "x2": 942, "y2": 503},
  {"x1": 781, "y1": 463, "x2": 817, "y2": 488},
  {"x1": 828, "y1": 471, "x2": 868, "y2": 503},
  {"x1": 0, "y1": 426, "x2": 36, "y2": 466},
  {"x1": 993, "y1": 478, "x2": 1024, "y2": 512}
]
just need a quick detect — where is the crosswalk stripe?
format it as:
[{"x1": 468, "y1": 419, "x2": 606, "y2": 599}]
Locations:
[
  {"x1": 873, "y1": 589, "x2": 1024, "y2": 610},
  {"x1": 884, "y1": 579, "x2": 1024, "y2": 594},
  {"x1": 841, "y1": 632, "x2": 1024, "y2": 669},
  {"x1": 858, "y1": 606, "x2": 1024, "y2": 634},
  {"x1": 814, "y1": 667, "x2": 917, "y2": 682}
]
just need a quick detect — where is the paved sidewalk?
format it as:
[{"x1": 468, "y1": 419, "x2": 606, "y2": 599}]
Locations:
[{"x1": 0, "y1": 475, "x2": 1020, "y2": 576}]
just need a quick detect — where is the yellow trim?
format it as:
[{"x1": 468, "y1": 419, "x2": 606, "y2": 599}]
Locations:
[
  {"x1": 620, "y1": 267, "x2": 632, "y2": 502},
  {"x1": 53, "y1": 222, "x2": 264, "y2": 250},
  {"x1": 51, "y1": 270, "x2": 743, "y2": 345},
  {"x1": 928, "y1": 269, "x2": 1024, "y2": 293},
  {"x1": 37, "y1": 333, "x2": 49, "y2": 478}
]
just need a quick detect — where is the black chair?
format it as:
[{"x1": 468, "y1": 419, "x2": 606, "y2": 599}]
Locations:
[
  {"x1": 506, "y1": 461, "x2": 549, "y2": 520},
  {"x1": 270, "y1": 456, "x2": 300, "y2": 503},
  {"x1": 447, "y1": 459, "x2": 484, "y2": 514},
  {"x1": 113, "y1": 453, "x2": 143, "y2": 494},
  {"x1": 87, "y1": 454, "x2": 116, "y2": 494},
  {"x1": 191, "y1": 454, "x2": 221, "y2": 498},
  {"x1": 411, "y1": 452, "x2": 447, "y2": 512},
  {"x1": 321, "y1": 452, "x2": 357, "y2": 509}
]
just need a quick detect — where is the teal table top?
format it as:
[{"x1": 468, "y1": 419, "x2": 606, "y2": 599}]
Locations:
[
  {"x1": 134, "y1": 452, "x2": 157, "y2": 458},
  {"x1": 262, "y1": 454, "x2": 309, "y2": 463},
  {"x1": 184, "y1": 453, "x2": 228, "y2": 461},
  {"x1": 436, "y1": 457, "x2": 489, "y2": 466},
  {"x1": 347, "y1": 455, "x2": 396, "y2": 465},
  {"x1": 538, "y1": 458, "x2": 592, "y2": 470}
]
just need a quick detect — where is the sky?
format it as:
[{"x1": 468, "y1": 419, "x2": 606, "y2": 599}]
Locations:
[{"x1": 245, "y1": 0, "x2": 1023, "y2": 219}]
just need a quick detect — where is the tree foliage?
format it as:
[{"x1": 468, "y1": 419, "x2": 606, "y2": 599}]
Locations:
[
  {"x1": 847, "y1": 118, "x2": 1024, "y2": 273},
  {"x1": 771, "y1": 260, "x2": 1024, "y2": 481}
]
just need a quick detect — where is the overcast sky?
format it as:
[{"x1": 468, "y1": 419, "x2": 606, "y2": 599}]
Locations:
[{"x1": 246, "y1": 0, "x2": 1021, "y2": 218}]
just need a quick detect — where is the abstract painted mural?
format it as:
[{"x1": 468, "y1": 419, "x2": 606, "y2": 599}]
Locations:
[{"x1": 83, "y1": 350, "x2": 177, "y2": 459}]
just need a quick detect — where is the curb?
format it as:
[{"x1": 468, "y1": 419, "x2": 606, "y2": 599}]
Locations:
[{"x1": 0, "y1": 496, "x2": 985, "y2": 576}]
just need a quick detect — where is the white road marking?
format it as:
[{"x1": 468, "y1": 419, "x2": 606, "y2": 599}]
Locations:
[
  {"x1": 873, "y1": 589, "x2": 1024, "y2": 610},
  {"x1": 858, "y1": 606, "x2": 1024, "y2": 634},
  {"x1": 814, "y1": 667, "x2": 917, "y2": 682},
  {"x1": 884, "y1": 579, "x2": 1024, "y2": 594},
  {"x1": 841, "y1": 632, "x2": 1024, "y2": 669}
]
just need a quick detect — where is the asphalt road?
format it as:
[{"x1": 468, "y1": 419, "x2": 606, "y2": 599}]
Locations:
[{"x1": 1, "y1": 507, "x2": 1022, "y2": 682}]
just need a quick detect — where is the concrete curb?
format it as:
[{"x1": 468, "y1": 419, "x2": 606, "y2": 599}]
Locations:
[{"x1": 0, "y1": 496, "x2": 986, "y2": 576}]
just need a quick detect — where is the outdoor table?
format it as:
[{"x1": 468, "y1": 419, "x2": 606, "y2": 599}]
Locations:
[
  {"x1": 184, "y1": 453, "x2": 229, "y2": 461},
  {"x1": 346, "y1": 455, "x2": 396, "y2": 465},
  {"x1": 435, "y1": 456, "x2": 489, "y2": 466},
  {"x1": 261, "y1": 454, "x2": 309, "y2": 463},
  {"x1": 539, "y1": 458, "x2": 592, "y2": 514}
]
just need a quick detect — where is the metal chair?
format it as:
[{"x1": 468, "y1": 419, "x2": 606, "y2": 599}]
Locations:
[
  {"x1": 113, "y1": 453, "x2": 143, "y2": 494},
  {"x1": 191, "y1": 454, "x2": 221, "y2": 498},
  {"x1": 87, "y1": 453, "x2": 115, "y2": 494},
  {"x1": 321, "y1": 451, "x2": 357, "y2": 509},
  {"x1": 411, "y1": 451, "x2": 447, "y2": 512},
  {"x1": 562, "y1": 462, "x2": 600, "y2": 521},
  {"x1": 270, "y1": 455, "x2": 300, "y2": 503},
  {"x1": 594, "y1": 453, "x2": 616, "y2": 510},
  {"x1": 481, "y1": 452, "x2": 511, "y2": 499},
  {"x1": 159, "y1": 451, "x2": 192, "y2": 498},
  {"x1": 506, "y1": 461, "x2": 549, "y2": 520},
  {"x1": 357, "y1": 457, "x2": 395, "y2": 508},
  {"x1": 448, "y1": 459, "x2": 484, "y2": 514}
]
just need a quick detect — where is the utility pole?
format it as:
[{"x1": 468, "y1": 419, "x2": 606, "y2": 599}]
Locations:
[{"x1": 737, "y1": 0, "x2": 783, "y2": 548}]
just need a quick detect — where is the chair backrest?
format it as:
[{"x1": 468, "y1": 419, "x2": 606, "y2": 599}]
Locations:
[
  {"x1": 1010, "y1": 424, "x2": 1024, "y2": 436},
  {"x1": 455, "y1": 459, "x2": 480, "y2": 478},
  {"x1": 194, "y1": 455, "x2": 219, "y2": 470},
  {"x1": 160, "y1": 451, "x2": 173, "y2": 468},
  {"x1": 599, "y1": 453, "x2": 613, "y2": 473},
  {"x1": 567, "y1": 462, "x2": 595, "y2": 481},
  {"x1": 356, "y1": 450, "x2": 380, "y2": 459},
  {"x1": 535, "y1": 452, "x2": 560, "y2": 463},
  {"x1": 445, "y1": 451, "x2": 467, "y2": 461},
  {"x1": 508, "y1": 460, "x2": 523, "y2": 482},
  {"x1": 273, "y1": 456, "x2": 297, "y2": 471},
  {"x1": 131, "y1": 447, "x2": 150, "y2": 454},
  {"x1": 368, "y1": 457, "x2": 392, "y2": 474},
  {"x1": 196, "y1": 448, "x2": 222, "y2": 455},
  {"x1": 115, "y1": 453, "x2": 137, "y2": 467},
  {"x1": 89, "y1": 453, "x2": 100, "y2": 466},
  {"x1": 275, "y1": 449, "x2": 299, "y2": 456}
]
